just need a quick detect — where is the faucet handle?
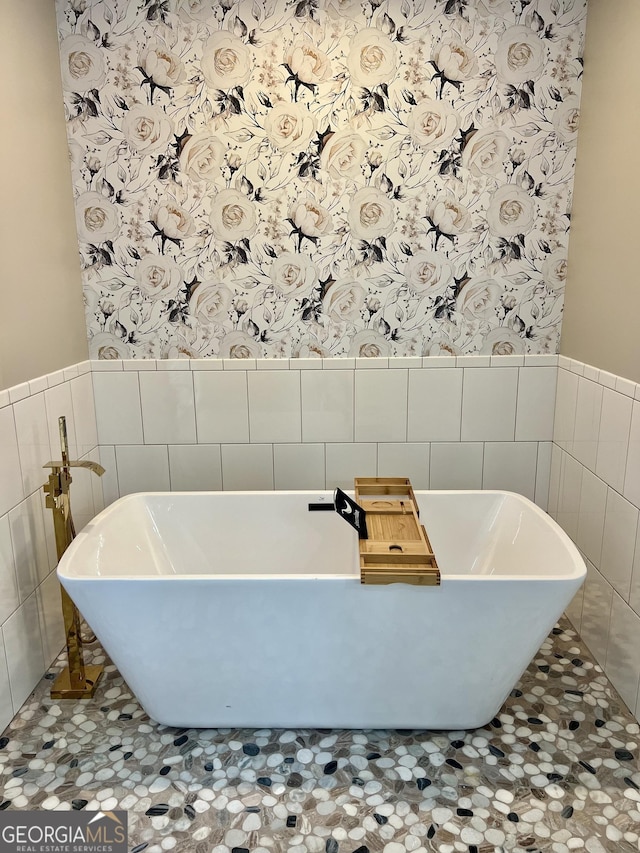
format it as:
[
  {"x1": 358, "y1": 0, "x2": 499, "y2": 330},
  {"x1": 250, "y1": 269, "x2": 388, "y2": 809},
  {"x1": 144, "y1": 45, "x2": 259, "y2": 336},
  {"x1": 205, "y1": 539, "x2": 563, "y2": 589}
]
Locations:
[{"x1": 44, "y1": 460, "x2": 105, "y2": 476}]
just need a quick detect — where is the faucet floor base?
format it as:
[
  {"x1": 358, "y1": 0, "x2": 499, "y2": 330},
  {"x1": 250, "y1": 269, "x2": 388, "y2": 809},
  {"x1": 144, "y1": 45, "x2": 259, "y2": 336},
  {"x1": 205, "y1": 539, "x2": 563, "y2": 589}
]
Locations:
[{"x1": 50, "y1": 664, "x2": 104, "y2": 699}]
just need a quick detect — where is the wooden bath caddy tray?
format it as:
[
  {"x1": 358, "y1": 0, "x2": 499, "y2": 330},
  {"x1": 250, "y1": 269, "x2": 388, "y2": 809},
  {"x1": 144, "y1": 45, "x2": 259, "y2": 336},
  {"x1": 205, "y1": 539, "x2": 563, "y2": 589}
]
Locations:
[{"x1": 355, "y1": 477, "x2": 440, "y2": 586}]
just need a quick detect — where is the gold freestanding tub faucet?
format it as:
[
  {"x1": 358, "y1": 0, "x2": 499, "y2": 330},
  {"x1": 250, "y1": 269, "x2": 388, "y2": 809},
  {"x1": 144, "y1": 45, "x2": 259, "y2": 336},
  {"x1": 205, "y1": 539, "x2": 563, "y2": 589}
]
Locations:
[{"x1": 43, "y1": 416, "x2": 105, "y2": 699}]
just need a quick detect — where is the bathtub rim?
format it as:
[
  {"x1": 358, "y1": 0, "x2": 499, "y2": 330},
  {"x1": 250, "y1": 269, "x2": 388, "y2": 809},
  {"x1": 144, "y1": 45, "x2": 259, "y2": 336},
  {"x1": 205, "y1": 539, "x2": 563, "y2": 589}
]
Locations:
[{"x1": 57, "y1": 488, "x2": 587, "y2": 585}]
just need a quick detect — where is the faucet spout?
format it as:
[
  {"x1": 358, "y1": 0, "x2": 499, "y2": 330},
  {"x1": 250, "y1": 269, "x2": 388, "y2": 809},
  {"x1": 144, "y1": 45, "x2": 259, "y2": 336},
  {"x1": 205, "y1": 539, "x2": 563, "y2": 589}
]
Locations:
[{"x1": 43, "y1": 459, "x2": 105, "y2": 476}]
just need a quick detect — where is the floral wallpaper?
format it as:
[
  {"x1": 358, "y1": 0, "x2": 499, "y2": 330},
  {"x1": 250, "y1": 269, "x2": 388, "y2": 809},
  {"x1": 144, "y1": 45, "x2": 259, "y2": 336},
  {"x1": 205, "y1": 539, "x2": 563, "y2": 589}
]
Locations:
[{"x1": 56, "y1": 0, "x2": 587, "y2": 359}]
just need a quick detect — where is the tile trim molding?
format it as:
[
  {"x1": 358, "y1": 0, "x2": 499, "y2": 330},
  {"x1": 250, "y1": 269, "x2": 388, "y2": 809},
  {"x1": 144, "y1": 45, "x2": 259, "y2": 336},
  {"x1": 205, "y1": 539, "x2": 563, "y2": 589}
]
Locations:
[{"x1": 87, "y1": 355, "x2": 559, "y2": 373}]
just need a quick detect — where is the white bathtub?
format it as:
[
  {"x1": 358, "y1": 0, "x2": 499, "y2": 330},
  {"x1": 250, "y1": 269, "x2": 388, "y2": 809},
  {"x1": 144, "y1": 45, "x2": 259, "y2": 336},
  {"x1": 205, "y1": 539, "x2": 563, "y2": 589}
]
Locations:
[{"x1": 57, "y1": 490, "x2": 585, "y2": 730}]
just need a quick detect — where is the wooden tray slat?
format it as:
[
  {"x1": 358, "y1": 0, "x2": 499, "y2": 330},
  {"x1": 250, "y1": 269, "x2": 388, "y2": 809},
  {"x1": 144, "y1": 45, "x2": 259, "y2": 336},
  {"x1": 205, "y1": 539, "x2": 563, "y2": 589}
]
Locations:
[{"x1": 354, "y1": 477, "x2": 440, "y2": 586}]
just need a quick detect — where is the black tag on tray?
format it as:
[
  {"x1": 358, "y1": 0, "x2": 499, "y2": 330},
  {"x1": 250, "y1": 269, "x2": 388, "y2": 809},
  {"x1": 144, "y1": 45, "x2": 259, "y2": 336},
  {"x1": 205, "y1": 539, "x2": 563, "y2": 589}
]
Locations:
[{"x1": 334, "y1": 488, "x2": 368, "y2": 540}]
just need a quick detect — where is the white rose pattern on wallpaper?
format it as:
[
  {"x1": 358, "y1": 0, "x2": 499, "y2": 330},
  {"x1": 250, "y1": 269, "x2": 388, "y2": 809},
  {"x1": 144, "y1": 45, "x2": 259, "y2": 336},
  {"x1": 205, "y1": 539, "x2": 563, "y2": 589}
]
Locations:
[{"x1": 55, "y1": 0, "x2": 586, "y2": 359}]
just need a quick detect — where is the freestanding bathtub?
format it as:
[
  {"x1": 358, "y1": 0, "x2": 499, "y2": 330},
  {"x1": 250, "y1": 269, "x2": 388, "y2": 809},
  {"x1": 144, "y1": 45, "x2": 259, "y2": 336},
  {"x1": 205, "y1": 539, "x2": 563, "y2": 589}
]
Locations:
[{"x1": 57, "y1": 490, "x2": 585, "y2": 729}]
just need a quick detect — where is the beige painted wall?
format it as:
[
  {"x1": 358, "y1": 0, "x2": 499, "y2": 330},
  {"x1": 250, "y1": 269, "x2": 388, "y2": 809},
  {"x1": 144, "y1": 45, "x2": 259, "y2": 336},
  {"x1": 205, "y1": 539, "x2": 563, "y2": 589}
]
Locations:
[
  {"x1": 0, "y1": 0, "x2": 87, "y2": 390},
  {"x1": 562, "y1": 0, "x2": 640, "y2": 382}
]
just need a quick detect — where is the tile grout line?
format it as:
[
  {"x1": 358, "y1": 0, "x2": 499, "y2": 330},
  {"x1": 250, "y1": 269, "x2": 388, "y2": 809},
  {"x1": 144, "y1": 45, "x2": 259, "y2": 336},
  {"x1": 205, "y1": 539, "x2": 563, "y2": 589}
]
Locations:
[{"x1": 244, "y1": 370, "x2": 251, "y2": 444}]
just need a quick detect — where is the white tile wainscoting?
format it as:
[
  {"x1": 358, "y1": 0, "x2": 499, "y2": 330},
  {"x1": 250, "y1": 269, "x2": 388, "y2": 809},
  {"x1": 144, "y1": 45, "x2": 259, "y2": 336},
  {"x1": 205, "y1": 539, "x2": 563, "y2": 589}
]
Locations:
[
  {"x1": 551, "y1": 356, "x2": 640, "y2": 722},
  {"x1": 91, "y1": 355, "x2": 558, "y2": 504},
  {"x1": 4, "y1": 351, "x2": 640, "y2": 732},
  {"x1": 0, "y1": 362, "x2": 102, "y2": 732}
]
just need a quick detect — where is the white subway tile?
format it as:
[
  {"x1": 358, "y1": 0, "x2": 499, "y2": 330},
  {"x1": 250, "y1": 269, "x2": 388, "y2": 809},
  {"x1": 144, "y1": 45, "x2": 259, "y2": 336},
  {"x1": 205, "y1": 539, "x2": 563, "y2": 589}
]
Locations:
[
  {"x1": 564, "y1": 585, "x2": 584, "y2": 633},
  {"x1": 598, "y1": 370, "x2": 617, "y2": 390},
  {"x1": 600, "y1": 488, "x2": 639, "y2": 600},
  {"x1": 461, "y1": 368, "x2": 518, "y2": 441},
  {"x1": 76, "y1": 361, "x2": 91, "y2": 376},
  {"x1": 595, "y1": 389, "x2": 633, "y2": 492},
  {"x1": 9, "y1": 383, "x2": 30, "y2": 403},
  {"x1": 0, "y1": 389, "x2": 10, "y2": 409},
  {"x1": 90, "y1": 359, "x2": 123, "y2": 371},
  {"x1": 36, "y1": 572, "x2": 65, "y2": 666},
  {"x1": 389, "y1": 357, "x2": 422, "y2": 368},
  {"x1": 569, "y1": 359, "x2": 585, "y2": 376},
  {"x1": 0, "y1": 629, "x2": 13, "y2": 731},
  {"x1": 89, "y1": 451, "x2": 106, "y2": 517},
  {"x1": 139, "y1": 372, "x2": 196, "y2": 445},
  {"x1": 623, "y1": 400, "x2": 640, "y2": 509},
  {"x1": 629, "y1": 524, "x2": 640, "y2": 617},
  {"x1": 377, "y1": 443, "x2": 430, "y2": 490},
  {"x1": 63, "y1": 365, "x2": 79, "y2": 381},
  {"x1": 524, "y1": 355, "x2": 558, "y2": 367},
  {"x1": 39, "y1": 489, "x2": 57, "y2": 572},
  {"x1": 572, "y1": 377, "x2": 603, "y2": 472},
  {"x1": 553, "y1": 368, "x2": 578, "y2": 451},
  {"x1": 580, "y1": 561, "x2": 613, "y2": 668},
  {"x1": 407, "y1": 369, "x2": 463, "y2": 442},
  {"x1": 456, "y1": 355, "x2": 491, "y2": 368},
  {"x1": 168, "y1": 445, "x2": 222, "y2": 491},
  {"x1": 558, "y1": 356, "x2": 571, "y2": 370},
  {"x1": 547, "y1": 444, "x2": 563, "y2": 519},
  {"x1": 0, "y1": 407, "x2": 25, "y2": 518},
  {"x1": 515, "y1": 367, "x2": 556, "y2": 441},
  {"x1": 115, "y1": 445, "x2": 170, "y2": 496},
  {"x1": 325, "y1": 443, "x2": 377, "y2": 490},
  {"x1": 68, "y1": 463, "x2": 97, "y2": 534},
  {"x1": 223, "y1": 358, "x2": 256, "y2": 370},
  {"x1": 301, "y1": 370, "x2": 353, "y2": 443},
  {"x1": 3, "y1": 592, "x2": 45, "y2": 712},
  {"x1": 556, "y1": 452, "x2": 583, "y2": 541},
  {"x1": 194, "y1": 371, "x2": 249, "y2": 444},
  {"x1": 190, "y1": 359, "x2": 223, "y2": 371},
  {"x1": 482, "y1": 442, "x2": 538, "y2": 501},
  {"x1": 274, "y1": 444, "x2": 325, "y2": 490},
  {"x1": 606, "y1": 593, "x2": 640, "y2": 712},
  {"x1": 93, "y1": 372, "x2": 143, "y2": 445},
  {"x1": 583, "y1": 364, "x2": 600, "y2": 382},
  {"x1": 295, "y1": 358, "x2": 322, "y2": 370},
  {"x1": 156, "y1": 359, "x2": 189, "y2": 371},
  {"x1": 44, "y1": 381, "x2": 78, "y2": 460},
  {"x1": 616, "y1": 376, "x2": 637, "y2": 398},
  {"x1": 356, "y1": 357, "x2": 388, "y2": 369},
  {"x1": 430, "y1": 443, "x2": 484, "y2": 490},
  {"x1": 39, "y1": 486, "x2": 60, "y2": 564},
  {"x1": 355, "y1": 370, "x2": 407, "y2": 442},
  {"x1": 248, "y1": 371, "x2": 301, "y2": 443},
  {"x1": 221, "y1": 444, "x2": 274, "y2": 490},
  {"x1": 47, "y1": 370, "x2": 65, "y2": 388},
  {"x1": 324, "y1": 358, "x2": 355, "y2": 370},
  {"x1": 576, "y1": 469, "x2": 607, "y2": 568},
  {"x1": 123, "y1": 359, "x2": 155, "y2": 370},
  {"x1": 422, "y1": 356, "x2": 456, "y2": 368},
  {"x1": 490, "y1": 355, "x2": 524, "y2": 367},
  {"x1": 0, "y1": 514, "x2": 19, "y2": 625},
  {"x1": 70, "y1": 373, "x2": 98, "y2": 456},
  {"x1": 98, "y1": 446, "x2": 119, "y2": 506},
  {"x1": 28, "y1": 376, "x2": 48, "y2": 395},
  {"x1": 534, "y1": 442, "x2": 552, "y2": 511},
  {"x1": 256, "y1": 358, "x2": 290, "y2": 370},
  {"x1": 9, "y1": 492, "x2": 51, "y2": 601},
  {"x1": 13, "y1": 393, "x2": 52, "y2": 496}
]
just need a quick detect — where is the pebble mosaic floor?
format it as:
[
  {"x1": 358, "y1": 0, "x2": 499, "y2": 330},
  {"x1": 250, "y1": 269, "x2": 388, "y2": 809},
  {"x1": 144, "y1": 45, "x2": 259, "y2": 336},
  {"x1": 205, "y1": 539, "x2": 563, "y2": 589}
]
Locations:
[{"x1": 1, "y1": 620, "x2": 639, "y2": 853}]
